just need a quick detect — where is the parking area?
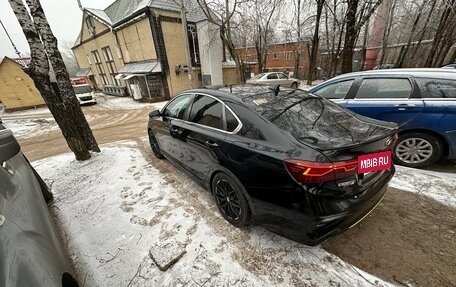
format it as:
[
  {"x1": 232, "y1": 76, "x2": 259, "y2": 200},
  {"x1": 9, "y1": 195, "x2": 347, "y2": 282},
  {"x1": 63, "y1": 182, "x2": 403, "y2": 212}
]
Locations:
[{"x1": 1, "y1": 95, "x2": 455, "y2": 286}]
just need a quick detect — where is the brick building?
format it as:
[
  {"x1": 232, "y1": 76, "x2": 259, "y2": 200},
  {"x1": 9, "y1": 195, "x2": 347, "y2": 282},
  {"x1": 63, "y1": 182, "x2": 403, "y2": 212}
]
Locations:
[
  {"x1": 72, "y1": 0, "x2": 224, "y2": 100},
  {"x1": 236, "y1": 41, "x2": 311, "y2": 79}
]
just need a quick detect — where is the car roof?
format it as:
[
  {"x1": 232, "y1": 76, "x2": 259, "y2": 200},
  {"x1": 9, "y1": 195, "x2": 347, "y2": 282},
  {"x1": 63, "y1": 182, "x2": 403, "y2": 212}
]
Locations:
[
  {"x1": 179, "y1": 85, "x2": 304, "y2": 105},
  {"x1": 327, "y1": 68, "x2": 456, "y2": 81}
]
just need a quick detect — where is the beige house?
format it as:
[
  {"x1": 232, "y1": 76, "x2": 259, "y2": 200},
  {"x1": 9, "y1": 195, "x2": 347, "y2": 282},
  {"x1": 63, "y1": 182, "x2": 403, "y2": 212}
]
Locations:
[
  {"x1": 0, "y1": 57, "x2": 45, "y2": 112},
  {"x1": 72, "y1": 0, "x2": 224, "y2": 101}
]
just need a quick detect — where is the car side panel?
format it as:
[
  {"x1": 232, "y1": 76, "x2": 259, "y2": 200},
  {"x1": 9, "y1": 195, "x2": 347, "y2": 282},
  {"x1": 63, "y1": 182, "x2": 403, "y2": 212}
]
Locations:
[
  {"x1": 0, "y1": 153, "x2": 73, "y2": 287},
  {"x1": 420, "y1": 99, "x2": 456, "y2": 158},
  {"x1": 178, "y1": 123, "x2": 227, "y2": 182}
]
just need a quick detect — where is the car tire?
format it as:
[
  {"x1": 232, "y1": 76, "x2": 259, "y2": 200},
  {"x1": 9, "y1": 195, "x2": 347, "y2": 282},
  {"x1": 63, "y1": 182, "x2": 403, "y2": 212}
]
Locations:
[
  {"x1": 211, "y1": 172, "x2": 251, "y2": 227},
  {"x1": 393, "y1": 132, "x2": 443, "y2": 168},
  {"x1": 291, "y1": 82, "x2": 299, "y2": 89},
  {"x1": 148, "y1": 130, "x2": 165, "y2": 159}
]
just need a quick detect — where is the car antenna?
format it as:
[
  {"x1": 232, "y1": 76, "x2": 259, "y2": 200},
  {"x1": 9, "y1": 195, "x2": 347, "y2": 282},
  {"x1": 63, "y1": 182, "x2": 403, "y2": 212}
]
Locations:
[{"x1": 269, "y1": 85, "x2": 280, "y2": 96}]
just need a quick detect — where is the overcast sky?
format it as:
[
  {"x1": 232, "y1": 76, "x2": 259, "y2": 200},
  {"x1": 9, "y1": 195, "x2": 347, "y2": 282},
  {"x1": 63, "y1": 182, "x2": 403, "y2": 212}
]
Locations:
[{"x1": 0, "y1": 0, "x2": 115, "y2": 58}]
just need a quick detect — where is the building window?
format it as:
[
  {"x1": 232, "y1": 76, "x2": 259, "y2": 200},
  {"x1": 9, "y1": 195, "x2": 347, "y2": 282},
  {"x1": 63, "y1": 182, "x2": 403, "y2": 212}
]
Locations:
[
  {"x1": 286, "y1": 51, "x2": 292, "y2": 60},
  {"x1": 91, "y1": 50, "x2": 108, "y2": 85},
  {"x1": 102, "y1": 46, "x2": 120, "y2": 86},
  {"x1": 273, "y1": 52, "x2": 278, "y2": 59}
]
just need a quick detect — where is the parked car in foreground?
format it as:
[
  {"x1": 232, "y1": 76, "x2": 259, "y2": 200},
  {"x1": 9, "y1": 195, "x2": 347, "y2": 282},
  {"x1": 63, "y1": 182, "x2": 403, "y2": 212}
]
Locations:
[
  {"x1": 310, "y1": 68, "x2": 456, "y2": 168},
  {"x1": 72, "y1": 84, "x2": 96, "y2": 105},
  {"x1": 0, "y1": 124, "x2": 79, "y2": 287},
  {"x1": 147, "y1": 86, "x2": 397, "y2": 245},
  {"x1": 246, "y1": 72, "x2": 300, "y2": 88}
]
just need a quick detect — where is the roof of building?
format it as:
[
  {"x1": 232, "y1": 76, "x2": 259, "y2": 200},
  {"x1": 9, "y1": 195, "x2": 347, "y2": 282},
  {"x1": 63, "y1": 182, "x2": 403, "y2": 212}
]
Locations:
[
  {"x1": 0, "y1": 57, "x2": 32, "y2": 68},
  {"x1": 85, "y1": 0, "x2": 205, "y2": 28},
  {"x1": 118, "y1": 59, "x2": 161, "y2": 74},
  {"x1": 73, "y1": 0, "x2": 206, "y2": 48}
]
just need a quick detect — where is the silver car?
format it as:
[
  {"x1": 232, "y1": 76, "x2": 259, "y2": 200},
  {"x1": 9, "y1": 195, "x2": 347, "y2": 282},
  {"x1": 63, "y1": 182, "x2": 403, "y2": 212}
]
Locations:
[
  {"x1": 246, "y1": 72, "x2": 300, "y2": 89},
  {"x1": 0, "y1": 124, "x2": 79, "y2": 287}
]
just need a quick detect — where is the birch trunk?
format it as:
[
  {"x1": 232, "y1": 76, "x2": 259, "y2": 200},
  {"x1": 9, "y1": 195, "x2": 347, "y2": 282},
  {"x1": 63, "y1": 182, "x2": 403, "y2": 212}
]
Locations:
[
  {"x1": 8, "y1": 0, "x2": 97, "y2": 160},
  {"x1": 25, "y1": 0, "x2": 100, "y2": 153}
]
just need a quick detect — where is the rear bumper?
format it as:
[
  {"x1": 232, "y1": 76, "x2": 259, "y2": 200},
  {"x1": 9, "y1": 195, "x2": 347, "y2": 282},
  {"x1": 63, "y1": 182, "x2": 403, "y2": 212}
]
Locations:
[
  {"x1": 254, "y1": 168, "x2": 394, "y2": 246},
  {"x1": 78, "y1": 99, "x2": 97, "y2": 105}
]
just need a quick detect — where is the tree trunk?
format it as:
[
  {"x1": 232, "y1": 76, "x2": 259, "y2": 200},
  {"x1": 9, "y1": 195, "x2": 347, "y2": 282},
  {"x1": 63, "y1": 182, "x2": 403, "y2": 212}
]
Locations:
[
  {"x1": 396, "y1": 1, "x2": 424, "y2": 68},
  {"x1": 8, "y1": 0, "x2": 97, "y2": 160},
  {"x1": 379, "y1": 0, "x2": 397, "y2": 66},
  {"x1": 341, "y1": 0, "x2": 359, "y2": 73},
  {"x1": 410, "y1": 0, "x2": 437, "y2": 64},
  {"x1": 294, "y1": 0, "x2": 302, "y2": 79},
  {"x1": 26, "y1": 0, "x2": 100, "y2": 153},
  {"x1": 307, "y1": 0, "x2": 324, "y2": 85}
]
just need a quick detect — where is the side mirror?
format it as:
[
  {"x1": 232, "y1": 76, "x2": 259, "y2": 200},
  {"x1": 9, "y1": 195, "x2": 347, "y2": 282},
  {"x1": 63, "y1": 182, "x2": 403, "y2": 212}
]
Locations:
[{"x1": 149, "y1": 110, "x2": 161, "y2": 118}]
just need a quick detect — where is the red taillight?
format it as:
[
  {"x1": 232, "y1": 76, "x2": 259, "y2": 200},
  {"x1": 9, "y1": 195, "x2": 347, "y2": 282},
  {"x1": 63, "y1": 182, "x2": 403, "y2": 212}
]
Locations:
[{"x1": 284, "y1": 159, "x2": 358, "y2": 184}]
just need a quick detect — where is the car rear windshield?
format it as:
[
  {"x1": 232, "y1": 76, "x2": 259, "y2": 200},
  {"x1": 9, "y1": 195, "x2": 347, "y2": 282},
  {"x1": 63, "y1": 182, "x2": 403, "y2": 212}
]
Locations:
[
  {"x1": 73, "y1": 86, "x2": 92, "y2": 94},
  {"x1": 241, "y1": 89, "x2": 392, "y2": 149}
]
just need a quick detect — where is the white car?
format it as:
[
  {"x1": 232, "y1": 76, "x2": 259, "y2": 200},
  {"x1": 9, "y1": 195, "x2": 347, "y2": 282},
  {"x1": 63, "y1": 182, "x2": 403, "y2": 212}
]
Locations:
[
  {"x1": 73, "y1": 84, "x2": 96, "y2": 105},
  {"x1": 246, "y1": 72, "x2": 300, "y2": 89}
]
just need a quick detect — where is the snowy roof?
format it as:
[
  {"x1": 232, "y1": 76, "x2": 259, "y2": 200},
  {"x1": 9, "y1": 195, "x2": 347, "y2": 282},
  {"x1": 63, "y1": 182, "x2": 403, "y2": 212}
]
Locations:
[
  {"x1": 75, "y1": 68, "x2": 93, "y2": 77},
  {"x1": 11, "y1": 57, "x2": 31, "y2": 67},
  {"x1": 118, "y1": 59, "x2": 161, "y2": 74},
  {"x1": 85, "y1": 8, "x2": 112, "y2": 25},
  {"x1": 84, "y1": 0, "x2": 206, "y2": 27}
]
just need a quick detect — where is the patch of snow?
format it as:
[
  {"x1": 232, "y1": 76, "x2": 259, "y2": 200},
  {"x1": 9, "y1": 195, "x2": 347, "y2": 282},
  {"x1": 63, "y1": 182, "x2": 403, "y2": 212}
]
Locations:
[
  {"x1": 390, "y1": 165, "x2": 456, "y2": 208},
  {"x1": 95, "y1": 94, "x2": 168, "y2": 111},
  {"x1": 34, "y1": 141, "x2": 393, "y2": 287},
  {"x1": 2, "y1": 119, "x2": 58, "y2": 138}
]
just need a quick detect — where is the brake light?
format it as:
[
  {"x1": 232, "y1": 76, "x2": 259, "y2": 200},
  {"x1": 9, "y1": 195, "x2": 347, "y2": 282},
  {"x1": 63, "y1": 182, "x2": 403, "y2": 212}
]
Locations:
[{"x1": 284, "y1": 159, "x2": 358, "y2": 184}]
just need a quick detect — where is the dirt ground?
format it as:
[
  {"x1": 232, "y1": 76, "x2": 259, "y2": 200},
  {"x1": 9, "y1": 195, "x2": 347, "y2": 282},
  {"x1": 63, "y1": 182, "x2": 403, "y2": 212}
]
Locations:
[{"x1": 5, "y1": 97, "x2": 456, "y2": 286}]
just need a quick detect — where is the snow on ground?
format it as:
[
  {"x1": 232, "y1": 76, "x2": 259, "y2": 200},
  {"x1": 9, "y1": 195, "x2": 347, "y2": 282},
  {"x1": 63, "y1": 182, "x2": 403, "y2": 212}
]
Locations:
[
  {"x1": 2, "y1": 119, "x2": 58, "y2": 138},
  {"x1": 390, "y1": 165, "x2": 456, "y2": 208},
  {"x1": 95, "y1": 94, "x2": 167, "y2": 111},
  {"x1": 34, "y1": 141, "x2": 393, "y2": 287}
]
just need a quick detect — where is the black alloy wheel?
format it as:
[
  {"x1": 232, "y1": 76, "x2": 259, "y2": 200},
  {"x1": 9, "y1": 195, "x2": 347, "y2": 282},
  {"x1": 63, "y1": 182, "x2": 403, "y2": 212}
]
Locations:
[
  {"x1": 212, "y1": 173, "x2": 250, "y2": 227},
  {"x1": 148, "y1": 131, "x2": 165, "y2": 159}
]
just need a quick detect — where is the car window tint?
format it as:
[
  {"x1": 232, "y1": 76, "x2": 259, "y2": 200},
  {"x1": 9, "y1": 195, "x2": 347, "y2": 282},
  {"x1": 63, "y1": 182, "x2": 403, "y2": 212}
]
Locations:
[
  {"x1": 267, "y1": 73, "x2": 278, "y2": 80},
  {"x1": 189, "y1": 95, "x2": 223, "y2": 129},
  {"x1": 225, "y1": 107, "x2": 239, "y2": 132},
  {"x1": 356, "y1": 78, "x2": 412, "y2": 99},
  {"x1": 416, "y1": 78, "x2": 456, "y2": 98},
  {"x1": 163, "y1": 94, "x2": 191, "y2": 119},
  {"x1": 278, "y1": 73, "x2": 288, "y2": 79},
  {"x1": 313, "y1": 80, "x2": 354, "y2": 99}
]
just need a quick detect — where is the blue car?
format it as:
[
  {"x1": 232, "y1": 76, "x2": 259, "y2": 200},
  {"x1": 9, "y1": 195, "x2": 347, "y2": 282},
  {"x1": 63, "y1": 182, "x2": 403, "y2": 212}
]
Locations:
[{"x1": 310, "y1": 68, "x2": 456, "y2": 168}]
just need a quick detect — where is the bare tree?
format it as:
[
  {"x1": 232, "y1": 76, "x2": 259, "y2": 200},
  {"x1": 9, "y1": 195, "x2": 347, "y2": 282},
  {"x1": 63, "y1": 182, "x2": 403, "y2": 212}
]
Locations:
[
  {"x1": 250, "y1": 0, "x2": 281, "y2": 73},
  {"x1": 307, "y1": 0, "x2": 325, "y2": 85},
  {"x1": 197, "y1": 0, "x2": 249, "y2": 83},
  {"x1": 341, "y1": 0, "x2": 384, "y2": 73},
  {"x1": 8, "y1": 0, "x2": 99, "y2": 160}
]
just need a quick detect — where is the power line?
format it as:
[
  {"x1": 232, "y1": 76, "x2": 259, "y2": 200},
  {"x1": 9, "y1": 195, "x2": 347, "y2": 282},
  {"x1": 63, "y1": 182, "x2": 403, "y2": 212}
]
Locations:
[{"x1": 0, "y1": 19, "x2": 21, "y2": 58}]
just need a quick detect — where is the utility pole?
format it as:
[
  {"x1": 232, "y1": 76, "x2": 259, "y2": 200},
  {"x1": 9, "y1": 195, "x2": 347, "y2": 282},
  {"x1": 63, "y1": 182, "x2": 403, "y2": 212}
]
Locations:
[
  {"x1": 180, "y1": 0, "x2": 194, "y2": 88},
  {"x1": 0, "y1": 19, "x2": 21, "y2": 58}
]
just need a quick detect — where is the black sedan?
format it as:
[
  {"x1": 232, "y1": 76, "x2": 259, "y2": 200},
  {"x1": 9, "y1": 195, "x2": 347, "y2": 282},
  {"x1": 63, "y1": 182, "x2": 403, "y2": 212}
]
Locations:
[{"x1": 147, "y1": 86, "x2": 397, "y2": 245}]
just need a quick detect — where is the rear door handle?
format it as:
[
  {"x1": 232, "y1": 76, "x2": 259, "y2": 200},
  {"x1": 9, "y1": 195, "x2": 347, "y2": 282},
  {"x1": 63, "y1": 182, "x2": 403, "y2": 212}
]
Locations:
[{"x1": 205, "y1": 141, "x2": 219, "y2": 148}]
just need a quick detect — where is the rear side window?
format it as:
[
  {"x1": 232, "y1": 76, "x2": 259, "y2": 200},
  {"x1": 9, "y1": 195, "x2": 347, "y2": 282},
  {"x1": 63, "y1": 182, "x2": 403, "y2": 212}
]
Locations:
[
  {"x1": 416, "y1": 78, "x2": 456, "y2": 98},
  {"x1": 162, "y1": 94, "x2": 191, "y2": 119},
  {"x1": 278, "y1": 73, "x2": 288, "y2": 79},
  {"x1": 189, "y1": 95, "x2": 223, "y2": 129},
  {"x1": 356, "y1": 78, "x2": 412, "y2": 99},
  {"x1": 225, "y1": 108, "x2": 239, "y2": 132},
  {"x1": 313, "y1": 80, "x2": 354, "y2": 99},
  {"x1": 267, "y1": 73, "x2": 278, "y2": 80}
]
